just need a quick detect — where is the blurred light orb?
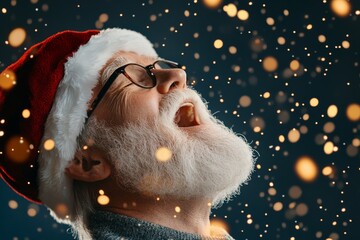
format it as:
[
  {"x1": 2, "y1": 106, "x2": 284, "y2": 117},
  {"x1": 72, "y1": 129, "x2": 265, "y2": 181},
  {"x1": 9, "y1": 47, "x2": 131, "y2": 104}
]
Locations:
[
  {"x1": 250, "y1": 117, "x2": 265, "y2": 132},
  {"x1": 295, "y1": 156, "x2": 318, "y2": 182},
  {"x1": 97, "y1": 194, "x2": 110, "y2": 205},
  {"x1": 239, "y1": 95, "x2": 252, "y2": 107},
  {"x1": 22, "y1": 109, "x2": 31, "y2": 119},
  {"x1": 327, "y1": 105, "x2": 338, "y2": 118},
  {"x1": 202, "y1": 0, "x2": 223, "y2": 9},
  {"x1": 323, "y1": 122, "x2": 335, "y2": 133},
  {"x1": 342, "y1": 40, "x2": 350, "y2": 49},
  {"x1": 277, "y1": 36, "x2": 286, "y2": 45},
  {"x1": 310, "y1": 98, "x2": 319, "y2": 107},
  {"x1": 8, "y1": 200, "x2": 18, "y2": 209},
  {"x1": 330, "y1": 0, "x2": 351, "y2": 17},
  {"x1": 0, "y1": 69, "x2": 16, "y2": 90},
  {"x1": 288, "y1": 185, "x2": 302, "y2": 199},
  {"x1": 288, "y1": 128, "x2": 300, "y2": 143},
  {"x1": 266, "y1": 17, "x2": 275, "y2": 26},
  {"x1": 237, "y1": 10, "x2": 249, "y2": 21},
  {"x1": 8, "y1": 28, "x2": 27, "y2": 47},
  {"x1": 262, "y1": 56, "x2": 278, "y2": 72},
  {"x1": 324, "y1": 141, "x2": 334, "y2": 155},
  {"x1": 290, "y1": 60, "x2": 300, "y2": 71},
  {"x1": 43, "y1": 139, "x2": 55, "y2": 151},
  {"x1": 346, "y1": 103, "x2": 360, "y2": 121},
  {"x1": 273, "y1": 202, "x2": 283, "y2": 211},
  {"x1": 5, "y1": 136, "x2": 31, "y2": 163},
  {"x1": 318, "y1": 35, "x2": 326, "y2": 43},
  {"x1": 322, "y1": 166, "x2": 333, "y2": 176},
  {"x1": 213, "y1": 39, "x2": 223, "y2": 49},
  {"x1": 223, "y1": 3, "x2": 237, "y2": 17},
  {"x1": 295, "y1": 203, "x2": 309, "y2": 216},
  {"x1": 155, "y1": 147, "x2": 172, "y2": 162}
]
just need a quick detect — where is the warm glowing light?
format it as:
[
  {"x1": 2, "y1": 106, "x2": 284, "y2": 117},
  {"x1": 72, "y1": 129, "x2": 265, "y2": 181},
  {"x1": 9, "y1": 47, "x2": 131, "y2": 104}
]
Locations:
[
  {"x1": 239, "y1": 95, "x2": 251, "y2": 107},
  {"x1": 54, "y1": 204, "x2": 69, "y2": 218},
  {"x1": 228, "y1": 46, "x2": 237, "y2": 54},
  {"x1": 266, "y1": 17, "x2": 275, "y2": 25},
  {"x1": 223, "y1": 3, "x2": 237, "y2": 17},
  {"x1": 278, "y1": 135, "x2": 285, "y2": 143},
  {"x1": 318, "y1": 35, "x2": 326, "y2": 43},
  {"x1": 250, "y1": 117, "x2": 265, "y2": 132},
  {"x1": 288, "y1": 185, "x2": 302, "y2": 199},
  {"x1": 330, "y1": 0, "x2": 351, "y2": 17},
  {"x1": 5, "y1": 136, "x2": 30, "y2": 163},
  {"x1": 327, "y1": 105, "x2": 338, "y2": 118},
  {"x1": 295, "y1": 203, "x2": 308, "y2": 216},
  {"x1": 353, "y1": 138, "x2": 360, "y2": 147},
  {"x1": 237, "y1": 10, "x2": 249, "y2": 21},
  {"x1": 262, "y1": 56, "x2": 278, "y2": 72},
  {"x1": 273, "y1": 202, "x2": 283, "y2": 211},
  {"x1": 0, "y1": 69, "x2": 16, "y2": 90},
  {"x1": 8, "y1": 200, "x2": 18, "y2": 209},
  {"x1": 27, "y1": 208, "x2": 37, "y2": 217},
  {"x1": 288, "y1": 128, "x2": 300, "y2": 143},
  {"x1": 309, "y1": 98, "x2": 319, "y2": 107},
  {"x1": 268, "y1": 188, "x2": 277, "y2": 196},
  {"x1": 289, "y1": 60, "x2": 300, "y2": 71},
  {"x1": 202, "y1": 0, "x2": 223, "y2": 9},
  {"x1": 97, "y1": 195, "x2": 110, "y2": 205},
  {"x1": 346, "y1": 103, "x2": 360, "y2": 121},
  {"x1": 210, "y1": 219, "x2": 229, "y2": 233},
  {"x1": 8, "y1": 28, "x2": 27, "y2": 47},
  {"x1": 175, "y1": 206, "x2": 181, "y2": 213},
  {"x1": 99, "y1": 13, "x2": 109, "y2": 23},
  {"x1": 263, "y1": 92, "x2": 270, "y2": 98},
  {"x1": 22, "y1": 109, "x2": 31, "y2": 119},
  {"x1": 342, "y1": 40, "x2": 350, "y2": 49},
  {"x1": 324, "y1": 141, "x2": 334, "y2": 155},
  {"x1": 43, "y1": 139, "x2": 55, "y2": 151},
  {"x1": 155, "y1": 147, "x2": 172, "y2": 162},
  {"x1": 213, "y1": 39, "x2": 223, "y2": 49},
  {"x1": 295, "y1": 156, "x2": 318, "y2": 182},
  {"x1": 277, "y1": 37, "x2": 286, "y2": 45},
  {"x1": 322, "y1": 166, "x2": 333, "y2": 176},
  {"x1": 323, "y1": 122, "x2": 335, "y2": 133}
]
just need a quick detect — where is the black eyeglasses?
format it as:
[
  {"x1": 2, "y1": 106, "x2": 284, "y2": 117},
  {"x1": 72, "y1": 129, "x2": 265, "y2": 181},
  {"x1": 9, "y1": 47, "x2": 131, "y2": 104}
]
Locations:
[{"x1": 86, "y1": 59, "x2": 183, "y2": 120}]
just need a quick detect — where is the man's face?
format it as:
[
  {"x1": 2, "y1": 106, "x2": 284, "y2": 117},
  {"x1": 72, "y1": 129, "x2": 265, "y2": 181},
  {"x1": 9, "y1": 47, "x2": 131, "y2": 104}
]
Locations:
[{"x1": 85, "y1": 51, "x2": 254, "y2": 205}]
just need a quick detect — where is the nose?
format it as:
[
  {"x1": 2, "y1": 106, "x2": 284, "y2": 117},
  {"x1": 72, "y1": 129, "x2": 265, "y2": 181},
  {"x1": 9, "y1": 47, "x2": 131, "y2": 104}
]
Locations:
[{"x1": 152, "y1": 68, "x2": 187, "y2": 94}]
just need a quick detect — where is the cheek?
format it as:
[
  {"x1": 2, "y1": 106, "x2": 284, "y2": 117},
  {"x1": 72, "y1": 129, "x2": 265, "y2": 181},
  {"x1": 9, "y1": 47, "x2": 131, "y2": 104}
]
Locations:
[{"x1": 123, "y1": 92, "x2": 160, "y2": 123}]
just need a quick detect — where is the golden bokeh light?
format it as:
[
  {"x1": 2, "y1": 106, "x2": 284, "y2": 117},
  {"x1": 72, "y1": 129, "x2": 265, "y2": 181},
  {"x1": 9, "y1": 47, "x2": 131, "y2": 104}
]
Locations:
[
  {"x1": 155, "y1": 147, "x2": 172, "y2": 162},
  {"x1": 250, "y1": 117, "x2": 265, "y2": 132},
  {"x1": 327, "y1": 105, "x2": 338, "y2": 118},
  {"x1": 223, "y1": 3, "x2": 237, "y2": 17},
  {"x1": 289, "y1": 60, "x2": 300, "y2": 71},
  {"x1": 239, "y1": 95, "x2": 251, "y2": 107},
  {"x1": 346, "y1": 103, "x2": 360, "y2": 121},
  {"x1": 295, "y1": 203, "x2": 308, "y2": 216},
  {"x1": 318, "y1": 34, "x2": 326, "y2": 43},
  {"x1": 213, "y1": 39, "x2": 223, "y2": 49},
  {"x1": 278, "y1": 135, "x2": 285, "y2": 143},
  {"x1": 266, "y1": 17, "x2": 275, "y2": 25},
  {"x1": 22, "y1": 109, "x2": 31, "y2": 119},
  {"x1": 288, "y1": 185, "x2": 302, "y2": 199},
  {"x1": 8, "y1": 200, "x2": 18, "y2": 209},
  {"x1": 43, "y1": 139, "x2": 55, "y2": 151},
  {"x1": 202, "y1": 0, "x2": 223, "y2": 9},
  {"x1": 295, "y1": 156, "x2": 318, "y2": 182},
  {"x1": 277, "y1": 36, "x2": 286, "y2": 45},
  {"x1": 323, "y1": 122, "x2": 335, "y2": 133},
  {"x1": 322, "y1": 166, "x2": 333, "y2": 176},
  {"x1": 352, "y1": 138, "x2": 360, "y2": 147},
  {"x1": 288, "y1": 128, "x2": 300, "y2": 143},
  {"x1": 8, "y1": 28, "x2": 27, "y2": 47},
  {"x1": 228, "y1": 46, "x2": 237, "y2": 54},
  {"x1": 237, "y1": 10, "x2": 249, "y2": 21},
  {"x1": 0, "y1": 69, "x2": 16, "y2": 90},
  {"x1": 309, "y1": 98, "x2": 319, "y2": 107},
  {"x1": 330, "y1": 0, "x2": 351, "y2": 17},
  {"x1": 324, "y1": 141, "x2": 334, "y2": 155},
  {"x1": 263, "y1": 92, "x2": 270, "y2": 98},
  {"x1": 99, "y1": 13, "x2": 109, "y2": 23},
  {"x1": 5, "y1": 136, "x2": 31, "y2": 163},
  {"x1": 54, "y1": 204, "x2": 69, "y2": 218},
  {"x1": 97, "y1": 194, "x2": 110, "y2": 205},
  {"x1": 342, "y1": 40, "x2": 350, "y2": 49},
  {"x1": 175, "y1": 206, "x2": 181, "y2": 213},
  {"x1": 27, "y1": 204, "x2": 39, "y2": 217},
  {"x1": 262, "y1": 56, "x2": 278, "y2": 72},
  {"x1": 273, "y1": 202, "x2": 283, "y2": 211},
  {"x1": 210, "y1": 218, "x2": 230, "y2": 233}
]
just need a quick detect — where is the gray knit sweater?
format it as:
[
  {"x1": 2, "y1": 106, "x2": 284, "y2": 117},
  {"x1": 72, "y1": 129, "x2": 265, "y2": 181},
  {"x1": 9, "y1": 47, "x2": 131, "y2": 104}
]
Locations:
[{"x1": 88, "y1": 210, "x2": 235, "y2": 240}]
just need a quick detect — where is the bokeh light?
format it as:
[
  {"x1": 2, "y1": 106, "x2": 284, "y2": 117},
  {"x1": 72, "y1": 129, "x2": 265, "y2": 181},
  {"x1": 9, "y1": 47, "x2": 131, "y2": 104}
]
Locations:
[
  {"x1": 155, "y1": 147, "x2": 172, "y2": 162},
  {"x1": 262, "y1": 56, "x2": 278, "y2": 72},
  {"x1": 223, "y1": 3, "x2": 237, "y2": 17},
  {"x1": 237, "y1": 10, "x2": 249, "y2": 21},
  {"x1": 43, "y1": 139, "x2": 55, "y2": 151},
  {"x1": 5, "y1": 136, "x2": 31, "y2": 163},
  {"x1": 8, "y1": 28, "x2": 27, "y2": 47},
  {"x1": 327, "y1": 105, "x2": 338, "y2": 118},
  {"x1": 295, "y1": 156, "x2": 319, "y2": 182},
  {"x1": 346, "y1": 103, "x2": 360, "y2": 121},
  {"x1": 202, "y1": 0, "x2": 223, "y2": 9},
  {"x1": 330, "y1": 0, "x2": 351, "y2": 17},
  {"x1": 213, "y1": 39, "x2": 223, "y2": 49},
  {"x1": 0, "y1": 69, "x2": 16, "y2": 90}
]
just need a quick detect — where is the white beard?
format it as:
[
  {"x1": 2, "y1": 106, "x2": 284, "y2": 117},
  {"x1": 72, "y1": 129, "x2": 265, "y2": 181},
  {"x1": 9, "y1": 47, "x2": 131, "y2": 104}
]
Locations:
[{"x1": 84, "y1": 89, "x2": 254, "y2": 206}]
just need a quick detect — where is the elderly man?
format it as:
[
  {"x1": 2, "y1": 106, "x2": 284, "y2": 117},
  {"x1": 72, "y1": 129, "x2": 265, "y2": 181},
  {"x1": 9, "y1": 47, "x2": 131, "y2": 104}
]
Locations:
[{"x1": 0, "y1": 28, "x2": 254, "y2": 240}]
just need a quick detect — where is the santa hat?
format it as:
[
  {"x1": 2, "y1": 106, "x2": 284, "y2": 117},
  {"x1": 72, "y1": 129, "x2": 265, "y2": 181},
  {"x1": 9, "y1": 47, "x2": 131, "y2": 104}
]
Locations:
[{"x1": 0, "y1": 28, "x2": 158, "y2": 223}]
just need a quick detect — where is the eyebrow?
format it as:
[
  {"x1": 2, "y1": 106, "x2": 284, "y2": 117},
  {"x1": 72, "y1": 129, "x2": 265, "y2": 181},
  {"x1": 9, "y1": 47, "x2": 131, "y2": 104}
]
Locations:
[{"x1": 100, "y1": 56, "x2": 129, "y2": 84}]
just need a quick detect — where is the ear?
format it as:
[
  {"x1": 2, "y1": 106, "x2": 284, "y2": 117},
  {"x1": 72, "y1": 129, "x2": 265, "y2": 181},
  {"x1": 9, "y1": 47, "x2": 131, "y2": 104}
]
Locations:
[{"x1": 65, "y1": 148, "x2": 111, "y2": 182}]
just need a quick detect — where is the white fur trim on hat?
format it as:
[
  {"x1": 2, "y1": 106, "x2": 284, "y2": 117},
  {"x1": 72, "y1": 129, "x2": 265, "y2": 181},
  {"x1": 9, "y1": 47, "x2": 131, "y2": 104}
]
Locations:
[{"x1": 37, "y1": 28, "x2": 158, "y2": 223}]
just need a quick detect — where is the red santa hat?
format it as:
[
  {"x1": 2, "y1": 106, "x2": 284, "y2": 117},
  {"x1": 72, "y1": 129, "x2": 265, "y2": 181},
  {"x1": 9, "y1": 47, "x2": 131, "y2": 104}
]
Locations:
[{"x1": 0, "y1": 28, "x2": 158, "y2": 223}]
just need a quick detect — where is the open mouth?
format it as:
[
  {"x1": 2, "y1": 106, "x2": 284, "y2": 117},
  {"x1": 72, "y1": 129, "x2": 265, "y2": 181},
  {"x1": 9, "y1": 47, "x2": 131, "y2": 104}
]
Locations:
[{"x1": 174, "y1": 102, "x2": 201, "y2": 127}]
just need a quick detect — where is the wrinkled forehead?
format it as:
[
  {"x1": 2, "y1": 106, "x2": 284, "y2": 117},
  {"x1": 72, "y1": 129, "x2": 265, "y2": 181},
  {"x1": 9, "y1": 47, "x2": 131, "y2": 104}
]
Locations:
[{"x1": 109, "y1": 51, "x2": 158, "y2": 67}]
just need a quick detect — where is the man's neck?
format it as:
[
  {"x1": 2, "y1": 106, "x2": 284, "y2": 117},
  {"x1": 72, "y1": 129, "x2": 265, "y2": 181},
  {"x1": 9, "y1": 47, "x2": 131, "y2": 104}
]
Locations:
[{"x1": 95, "y1": 188, "x2": 212, "y2": 236}]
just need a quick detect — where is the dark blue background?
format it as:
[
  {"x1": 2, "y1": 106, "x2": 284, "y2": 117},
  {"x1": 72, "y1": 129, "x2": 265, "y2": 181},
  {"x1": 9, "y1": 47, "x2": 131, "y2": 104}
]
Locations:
[{"x1": 1, "y1": 0, "x2": 359, "y2": 239}]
